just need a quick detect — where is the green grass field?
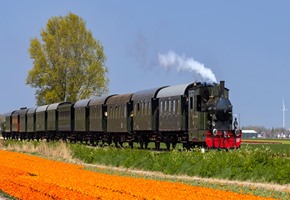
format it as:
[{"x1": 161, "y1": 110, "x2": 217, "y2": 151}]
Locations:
[
  {"x1": 242, "y1": 138, "x2": 290, "y2": 154},
  {"x1": 242, "y1": 138, "x2": 290, "y2": 144}
]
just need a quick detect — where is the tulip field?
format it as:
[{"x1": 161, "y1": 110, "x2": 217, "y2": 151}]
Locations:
[{"x1": 0, "y1": 149, "x2": 281, "y2": 200}]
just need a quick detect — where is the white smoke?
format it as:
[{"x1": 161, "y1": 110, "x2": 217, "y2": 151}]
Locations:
[{"x1": 158, "y1": 51, "x2": 217, "y2": 83}]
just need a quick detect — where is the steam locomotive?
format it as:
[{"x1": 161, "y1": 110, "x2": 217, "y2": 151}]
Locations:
[{"x1": 2, "y1": 80, "x2": 241, "y2": 149}]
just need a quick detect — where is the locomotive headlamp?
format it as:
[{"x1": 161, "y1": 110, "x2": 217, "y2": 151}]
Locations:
[
  {"x1": 212, "y1": 128, "x2": 218, "y2": 136},
  {"x1": 234, "y1": 129, "x2": 240, "y2": 136}
]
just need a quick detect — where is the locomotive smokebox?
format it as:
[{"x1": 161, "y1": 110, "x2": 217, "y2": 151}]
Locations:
[{"x1": 220, "y1": 80, "x2": 225, "y2": 97}]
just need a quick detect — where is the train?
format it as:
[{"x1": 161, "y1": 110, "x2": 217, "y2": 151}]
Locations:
[{"x1": 1, "y1": 80, "x2": 242, "y2": 150}]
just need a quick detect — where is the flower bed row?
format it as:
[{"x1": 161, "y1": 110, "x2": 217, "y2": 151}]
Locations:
[{"x1": 0, "y1": 150, "x2": 274, "y2": 200}]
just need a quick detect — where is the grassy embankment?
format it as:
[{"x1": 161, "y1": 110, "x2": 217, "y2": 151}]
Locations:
[{"x1": 1, "y1": 139, "x2": 290, "y2": 199}]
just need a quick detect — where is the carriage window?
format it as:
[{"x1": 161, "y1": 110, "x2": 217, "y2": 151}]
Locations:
[
  {"x1": 190, "y1": 97, "x2": 193, "y2": 110},
  {"x1": 169, "y1": 100, "x2": 172, "y2": 112},
  {"x1": 144, "y1": 102, "x2": 146, "y2": 115},
  {"x1": 160, "y1": 101, "x2": 163, "y2": 113},
  {"x1": 148, "y1": 102, "x2": 151, "y2": 115},
  {"x1": 124, "y1": 106, "x2": 127, "y2": 118},
  {"x1": 121, "y1": 106, "x2": 123, "y2": 118},
  {"x1": 120, "y1": 106, "x2": 122, "y2": 118},
  {"x1": 144, "y1": 102, "x2": 146, "y2": 116},
  {"x1": 196, "y1": 95, "x2": 202, "y2": 111},
  {"x1": 134, "y1": 104, "x2": 137, "y2": 116},
  {"x1": 173, "y1": 100, "x2": 176, "y2": 113},
  {"x1": 113, "y1": 107, "x2": 115, "y2": 119},
  {"x1": 164, "y1": 101, "x2": 167, "y2": 112}
]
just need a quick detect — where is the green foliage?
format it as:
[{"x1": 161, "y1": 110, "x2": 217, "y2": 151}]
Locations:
[
  {"x1": 0, "y1": 190, "x2": 15, "y2": 200},
  {"x1": 27, "y1": 12, "x2": 109, "y2": 105},
  {"x1": 70, "y1": 144, "x2": 290, "y2": 185}
]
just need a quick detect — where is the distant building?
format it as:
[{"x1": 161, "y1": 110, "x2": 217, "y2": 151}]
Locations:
[
  {"x1": 277, "y1": 133, "x2": 288, "y2": 139},
  {"x1": 242, "y1": 130, "x2": 258, "y2": 139}
]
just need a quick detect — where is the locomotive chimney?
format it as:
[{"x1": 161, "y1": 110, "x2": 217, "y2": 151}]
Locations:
[{"x1": 220, "y1": 80, "x2": 225, "y2": 97}]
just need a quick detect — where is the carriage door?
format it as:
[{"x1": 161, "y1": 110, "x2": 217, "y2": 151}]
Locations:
[
  {"x1": 188, "y1": 90, "x2": 196, "y2": 141},
  {"x1": 189, "y1": 88, "x2": 207, "y2": 142}
]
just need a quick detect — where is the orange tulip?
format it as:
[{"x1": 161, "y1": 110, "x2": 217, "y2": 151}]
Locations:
[{"x1": 0, "y1": 150, "x2": 274, "y2": 200}]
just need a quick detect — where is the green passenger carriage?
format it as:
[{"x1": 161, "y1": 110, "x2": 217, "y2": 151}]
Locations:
[
  {"x1": 106, "y1": 94, "x2": 133, "y2": 146},
  {"x1": 19, "y1": 108, "x2": 29, "y2": 140},
  {"x1": 35, "y1": 105, "x2": 48, "y2": 140},
  {"x1": 26, "y1": 107, "x2": 37, "y2": 140},
  {"x1": 57, "y1": 102, "x2": 74, "y2": 140},
  {"x1": 132, "y1": 86, "x2": 167, "y2": 149},
  {"x1": 88, "y1": 95, "x2": 114, "y2": 145},
  {"x1": 74, "y1": 99, "x2": 91, "y2": 142}
]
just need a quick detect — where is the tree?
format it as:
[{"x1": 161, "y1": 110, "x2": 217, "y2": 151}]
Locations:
[{"x1": 26, "y1": 13, "x2": 109, "y2": 105}]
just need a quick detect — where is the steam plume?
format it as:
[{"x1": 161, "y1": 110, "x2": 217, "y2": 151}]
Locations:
[{"x1": 158, "y1": 51, "x2": 217, "y2": 83}]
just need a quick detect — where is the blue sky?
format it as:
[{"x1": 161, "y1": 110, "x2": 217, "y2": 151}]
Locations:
[{"x1": 0, "y1": 1, "x2": 290, "y2": 129}]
